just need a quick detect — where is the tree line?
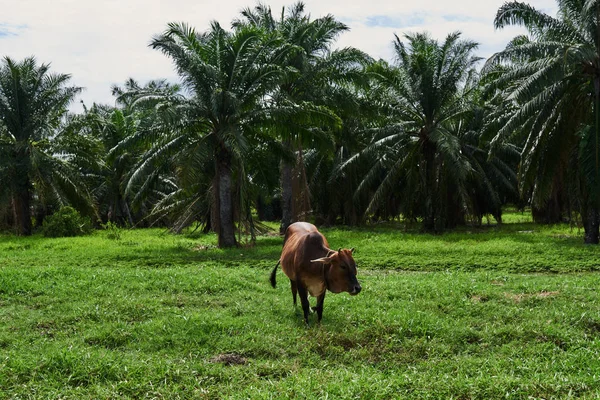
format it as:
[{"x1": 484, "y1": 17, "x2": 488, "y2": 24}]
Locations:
[{"x1": 1, "y1": 0, "x2": 600, "y2": 246}]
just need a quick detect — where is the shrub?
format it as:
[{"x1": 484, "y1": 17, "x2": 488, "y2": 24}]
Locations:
[
  {"x1": 101, "y1": 221, "x2": 122, "y2": 240},
  {"x1": 42, "y1": 206, "x2": 93, "y2": 238}
]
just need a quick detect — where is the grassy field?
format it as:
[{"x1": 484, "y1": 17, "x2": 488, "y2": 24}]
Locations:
[{"x1": 1, "y1": 217, "x2": 600, "y2": 399}]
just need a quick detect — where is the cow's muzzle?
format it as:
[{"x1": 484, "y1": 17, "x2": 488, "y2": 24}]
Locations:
[{"x1": 350, "y1": 284, "x2": 362, "y2": 296}]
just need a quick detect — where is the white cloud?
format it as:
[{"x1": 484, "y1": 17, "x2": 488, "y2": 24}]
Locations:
[{"x1": 1, "y1": 0, "x2": 558, "y2": 110}]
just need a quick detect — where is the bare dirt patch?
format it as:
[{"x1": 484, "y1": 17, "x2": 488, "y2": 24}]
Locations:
[
  {"x1": 210, "y1": 353, "x2": 247, "y2": 366},
  {"x1": 537, "y1": 291, "x2": 560, "y2": 298},
  {"x1": 470, "y1": 295, "x2": 489, "y2": 303},
  {"x1": 192, "y1": 244, "x2": 217, "y2": 251},
  {"x1": 504, "y1": 291, "x2": 560, "y2": 303}
]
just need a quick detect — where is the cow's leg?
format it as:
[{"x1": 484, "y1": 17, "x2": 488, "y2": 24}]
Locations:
[
  {"x1": 290, "y1": 279, "x2": 298, "y2": 306},
  {"x1": 315, "y1": 292, "x2": 326, "y2": 323},
  {"x1": 296, "y1": 284, "x2": 311, "y2": 325}
]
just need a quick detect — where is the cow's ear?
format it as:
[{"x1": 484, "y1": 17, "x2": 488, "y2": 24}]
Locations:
[
  {"x1": 310, "y1": 256, "x2": 333, "y2": 264},
  {"x1": 350, "y1": 247, "x2": 355, "y2": 253}
]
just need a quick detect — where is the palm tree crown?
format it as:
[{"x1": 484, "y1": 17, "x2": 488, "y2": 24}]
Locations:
[
  {"x1": 345, "y1": 32, "x2": 484, "y2": 231},
  {"x1": 144, "y1": 21, "x2": 294, "y2": 246},
  {"x1": 487, "y1": 0, "x2": 600, "y2": 242},
  {"x1": 235, "y1": 2, "x2": 370, "y2": 231},
  {"x1": 0, "y1": 56, "x2": 85, "y2": 235}
]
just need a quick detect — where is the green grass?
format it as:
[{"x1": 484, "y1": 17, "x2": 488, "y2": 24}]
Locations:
[{"x1": 1, "y1": 219, "x2": 600, "y2": 399}]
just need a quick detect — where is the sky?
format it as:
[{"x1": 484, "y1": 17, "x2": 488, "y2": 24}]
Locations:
[{"x1": 1, "y1": 0, "x2": 558, "y2": 111}]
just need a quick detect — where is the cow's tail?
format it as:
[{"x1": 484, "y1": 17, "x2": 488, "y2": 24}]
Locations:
[{"x1": 270, "y1": 260, "x2": 280, "y2": 288}]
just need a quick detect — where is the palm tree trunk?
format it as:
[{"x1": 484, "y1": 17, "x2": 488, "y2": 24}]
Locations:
[
  {"x1": 280, "y1": 139, "x2": 293, "y2": 235},
  {"x1": 11, "y1": 149, "x2": 33, "y2": 235},
  {"x1": 422, "y1": 139, "x2": 437, "y2": 232},
  {"x1": 217, "y1": 158, "x2": 237, "y2": 248},
  {"x1": 121, "y1": 198, "x2": 134, "y2": 226},
  {"x1": 13, "y1": 187, "x2": 32, "y2": 236},
  {"x1": 587, "y1": 74, "x2": 600, "y2": 244},
  {"x1": 292, "y1": 147, "x2": 311, "y2": 221},
  {"x1": 584, "y1": 206, "x2": 600, "y2": 244}
]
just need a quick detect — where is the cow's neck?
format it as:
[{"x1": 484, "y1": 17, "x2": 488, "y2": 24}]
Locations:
[{"x1": 322, "y1": 249, "x2": 335, "y2": 291}]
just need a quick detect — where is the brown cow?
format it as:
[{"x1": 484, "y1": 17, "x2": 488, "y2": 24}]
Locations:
[{"x1": 270, "y1": 222, "x2": 361, "y2": 324}]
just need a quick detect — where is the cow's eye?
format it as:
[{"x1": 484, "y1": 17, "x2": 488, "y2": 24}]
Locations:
[{"x1": 340, "y1": 264, "x2": 347, "y2": 269}]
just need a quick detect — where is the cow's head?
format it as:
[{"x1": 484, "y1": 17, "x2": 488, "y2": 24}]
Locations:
[{"x1": 311, "y1": 248, "x2": 362, "y2": 295}]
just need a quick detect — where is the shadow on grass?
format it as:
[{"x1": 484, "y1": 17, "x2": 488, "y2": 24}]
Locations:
[{"x1": 110, "y1": 236, "x2": 284, "y2": 269}]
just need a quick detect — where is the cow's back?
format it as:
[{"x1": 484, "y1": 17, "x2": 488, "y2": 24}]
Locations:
[{"x1": 280, "y1": 222, "x2": 329, "y2": 281}]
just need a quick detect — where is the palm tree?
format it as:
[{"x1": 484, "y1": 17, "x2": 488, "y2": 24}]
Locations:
[
  {"x1": 234, "y1": 2, "x2": 369, "y2": 233},
  {"x1": 67, "y1": 80, "x2": 182, "y2": 227},
  {"x1": 344, "y1": 32, "x2": 485, "y2": 231},
  {"x1": 307, "y1": 86, "x2": 378, "y2": 225},
  {"x1": 78, "y1": 104, "x2": 139, "y2": 225},
  {"x1": 0, "y1": 56, "x2": 88, "y2": 235},
  {"x1": 487, "y1": 0, "x2": 600, "y2": 243},
  {"x1": 147, "y1": 21, "x2": 293, "y2": 247}
]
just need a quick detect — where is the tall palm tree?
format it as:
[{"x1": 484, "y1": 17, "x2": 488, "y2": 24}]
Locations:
[
  {"x1": 487, "y1": 0, "x2": 600, "y2": 243},
  {"x1": 344, "y1": 32, "x2": 484, "y2": 231},
  {"x1": 79, "y1": 104, "x2": 139, "y2": 225},
  {"x1": 91, "y1": 80, "x2": 183, "y2": 226},
  {"x1": 235, "y1": 2, "x2": 369, "y2": 233},
  {"x1": 146, "y1": 21, "x2": 293, "y2": 247},
  {"x1": 307, "y1": 85, "x2": 378, "y2": 225},
  {"x1": 0, "y1": 56, "x2": 88, "y2": 235}
]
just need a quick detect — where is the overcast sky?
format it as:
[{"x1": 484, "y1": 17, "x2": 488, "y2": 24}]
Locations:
[{"x1": 2, "y1": 0, "x2": 558, "y2": 111}]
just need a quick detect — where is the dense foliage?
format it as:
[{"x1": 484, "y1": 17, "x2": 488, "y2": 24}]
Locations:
[
  {"x1": 41, "y1": 206, "x2": 92, "y2": 238},
  {"x1": 0, "y1": 57, "x2": 91, "y2": 235},
  {"x1": 485, "y1": 0, "x2": 600, "y2": 243},
  {"x1": 1, "y1": 1, "x2": 599, "y2": 245}
]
